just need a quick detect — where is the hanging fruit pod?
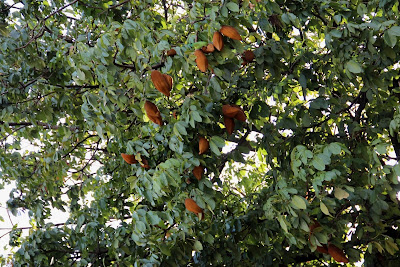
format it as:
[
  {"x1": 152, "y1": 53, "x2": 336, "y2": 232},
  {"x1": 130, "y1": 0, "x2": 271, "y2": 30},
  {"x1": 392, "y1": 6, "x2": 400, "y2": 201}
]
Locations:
[
  {"x1": 194, "y1": 49, "x2": 208, "y2": 72},
  {"x1": 220, "y1": 25, "x2": 242, "y2": 41}
]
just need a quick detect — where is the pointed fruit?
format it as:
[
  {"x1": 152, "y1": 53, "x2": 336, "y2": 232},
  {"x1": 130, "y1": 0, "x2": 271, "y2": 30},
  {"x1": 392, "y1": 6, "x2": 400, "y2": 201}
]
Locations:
[
  {"x1": 163, "y1": 74, "x2": 173, "y2": 91},
  {"x1": 194, "y1": 49, "x2": 208, "y2": 72},
  {"x1": 224, "y1": 117, "x2": 235, "y2": 135},
  {"x1": 199, "y1": 136, "x2": 209, "y2": 155},
  {"x1": 222, "y1": 105, "x2": 246, "y2": 121},
  {"x1": 220, "y1": 25, "x2": 242, "y2": 41},
  {"x1": 151, "y1": 70, "x2": 171, "y2": 97},
  {"x1": 185, "y1": 198, "x2": 203, "y2": 214},
  {"x1": 144, "y1": 101, "x2": 163, "y2": 126},
  {"x1": 166, "y1": 48, "x2": 176, "y2": 56},
  {"x1": 316, "y1": 245, "x2": 329, "y2": 254},
  {"x1": 242, "y1": 50, "x2": 255, "y2": 63},
  {"x1": 140, "y1": 158, "x2": 150, "y2": 169},
  {"x1": 328, "y1": 244, "x2": 349, "y2": 263},
  {"x1": 201, "y1": 43, "x2": 215, "y2": 53},
  {"x1": 192, "y1": 166, "x2": 204, "y2": 181},
  {"x1": 121, "y1": 153, "x2": 138, "y2": 164},
  {"x1": 213, "y1": 31, "x2": 224, "y2": 51}
]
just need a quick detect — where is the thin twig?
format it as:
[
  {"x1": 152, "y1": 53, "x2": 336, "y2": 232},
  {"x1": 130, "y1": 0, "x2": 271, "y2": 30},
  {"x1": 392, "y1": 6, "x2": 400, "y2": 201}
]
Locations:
[{"x1": 44, "y1": 0, "x2": 80, "y2": 21}]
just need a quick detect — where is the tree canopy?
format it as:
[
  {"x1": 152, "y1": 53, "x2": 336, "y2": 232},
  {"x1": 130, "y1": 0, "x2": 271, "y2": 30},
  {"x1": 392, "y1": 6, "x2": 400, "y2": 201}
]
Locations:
[{"x1": 1, "y1": 0, "x2": 400, "y2": 266}]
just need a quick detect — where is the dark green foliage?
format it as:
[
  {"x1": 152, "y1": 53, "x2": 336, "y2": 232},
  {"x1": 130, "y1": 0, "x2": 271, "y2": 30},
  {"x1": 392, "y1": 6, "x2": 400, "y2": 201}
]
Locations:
[{"x1": 1, "y1": 0, "x2": 400, "y2": 266}]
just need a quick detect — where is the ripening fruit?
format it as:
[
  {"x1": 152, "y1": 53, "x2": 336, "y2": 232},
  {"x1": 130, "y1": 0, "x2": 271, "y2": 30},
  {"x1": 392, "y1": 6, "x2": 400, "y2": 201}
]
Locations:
[
  {"x1": 222, "y1": 105, "x2": 246, "y2": 121},
  {"x1": 316, "y1": 245, "x2": 329, "y2": 254},
  {"x1": 194, "y1": 49, "x2": 208, "y2": 72},
  {"x1": 220, "y1": 25, "x2": 242, "y2": 41},
  {"x1": 151, "y1": 70, "x2": 172, "y2": 97},
  {"x1": 166, "y1": 48, "x2": 176, "y2": 56},
  {"x1": 224, "y1": 116, "x2": 235, "y2": 135},
  {"x1": 328, "y1": 244, "x2": 349, "y2": 263},
  {"x1": 163, "y1": 74, "x2": 173, "y2": 92},
  {"x1": 309, "y1": 221, "x2": 321, "y2": 233},
  {"x1": 242, "y1": 50, "x2": 255, "y2": 63},
  {"x1": 185, "y1": 198, "x2": 203, "y2": 214},
  {"x1": 213, "y1": 31, "x2": 224, "y2": 51},
  {"x1": 199, "y1": 136, "x2": 209, "y2": 155},
  {"x1": 234, "y1": 108, "x2": 246, "y2": 121},
  {"x1": 140, "y1": 158, "x2": 150, "y2": 169},
  {"x1": 192, "y1": 166, "x2": 204, "y2": 181},
  {"x1": 144, "y1": 101, "x2": 163, "y2": 126},
  {"x1": 201, "y1": 43, "x2": 215, "y2": 53},
  {"x1": 121, "y1": 153, "x2": 138, "y2": 164}
]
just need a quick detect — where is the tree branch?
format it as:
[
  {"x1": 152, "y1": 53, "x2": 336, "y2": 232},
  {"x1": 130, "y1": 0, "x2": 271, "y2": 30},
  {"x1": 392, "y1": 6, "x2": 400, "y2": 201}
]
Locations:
[
  {"x1": 62, "y1": 134, "x2": 98, "y2": 159},
  {"x1": 215, "y1": 128, "x2": 251, "y2": 180},
  {"x1": 44, "y1": 0, "x2": 80, "y2": 21},
  {"x1": 390, "y1": 132, "x2": 400, "y2": 161}
]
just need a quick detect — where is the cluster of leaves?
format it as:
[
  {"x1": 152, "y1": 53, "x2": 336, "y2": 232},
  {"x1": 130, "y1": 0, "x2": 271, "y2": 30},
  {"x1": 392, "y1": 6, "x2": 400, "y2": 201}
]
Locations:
[{"x1": 1, "y1": 0, "x2": 400, "y2": 266}]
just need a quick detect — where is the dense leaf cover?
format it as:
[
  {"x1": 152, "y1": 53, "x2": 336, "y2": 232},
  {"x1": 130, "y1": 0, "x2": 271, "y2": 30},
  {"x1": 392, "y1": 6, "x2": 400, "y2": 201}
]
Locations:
[{"x1": 1, "y1": 0, "x2": 400, "y2": 266}]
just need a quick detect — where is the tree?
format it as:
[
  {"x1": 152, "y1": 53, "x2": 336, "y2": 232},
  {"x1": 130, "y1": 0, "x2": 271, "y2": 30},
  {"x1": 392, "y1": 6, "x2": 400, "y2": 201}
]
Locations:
[{"x1": 1, "y1": 0, "x2": 400, "y2": 265}]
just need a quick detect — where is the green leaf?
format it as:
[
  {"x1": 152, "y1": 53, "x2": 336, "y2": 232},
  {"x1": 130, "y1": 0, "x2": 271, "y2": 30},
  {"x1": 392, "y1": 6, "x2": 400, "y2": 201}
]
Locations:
[
  {"x1": 277, "y1": 215, "x2": 288, "y2": 233},
  {"x1": 299, "y1": 73, "x2": 307, "y2": 89},
  {"x1": 175, "y1": 121, "x2": 187, "y2": 136},
  {"x1": 346, "y1": 60, "x2": 363, "y2": 73},
  {"x1": 291, "y1": 195, "x2": 307, "y2": 210},
  {"x1": 193, "y1": 240, "x2": 203, "y2": 251},
  {"x1": 209, "y1": 139, "x2": 221, "y2": 156},
  {"x1": 135, "y1": 221, "x2": 146, "y2": 232},
  {"x1": 226, "y1": 2, "x2": 239, "y2": 12},
  {"x1": 159, "y1": 244, "x2": 171, "y2": 256},
  {"x1": 191, "y1": 110, "x2": 202, "y2": 122},
  {"x1": 210, "y1": 136, "x2": 225, "y2": 148},
  {"x1": 193, "y1": 41, "x2": 208, "y2": 49},
  {"x1": 312, "y1": 155, "x2": 325, "y2": 171},
  {"x1": 320, "y1": 202, "x2": 330, "y2": 216},
  {"x1": 334, "y1": 187, "x2": 349, "y2": 200},
  {"x1": 329, "y1": 143, "x2": 341, "y2": 155},
  {"x1": 388, "y1": 26, "x2": 400, "y2": 36},
  {"x1": 384, "y1": 31, "x2": 397, "y2": 47}
]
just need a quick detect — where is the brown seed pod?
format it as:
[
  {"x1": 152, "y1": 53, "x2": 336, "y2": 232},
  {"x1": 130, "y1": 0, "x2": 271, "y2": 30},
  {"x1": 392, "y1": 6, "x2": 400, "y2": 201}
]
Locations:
[
  {"x1": 242, "y1": 50, "x2": 255, "y2": 63},
  {"x1": 173, "y1": 111, "x2": 177, "y2": 119},
  {"x1": 201, "y1": 43, "x2": 215, "y2": 53},
  {"x1": 328, "y1": 244, "x2": 349, "y2": 263},
  {"x1": 151, "y1": 70, "x2": 171, "y2": 97},
  {"x1": 140, "y1": 158, "x2": 150, "y2": 169},
  {"x1": 309, "y1": 221, "x2": 321, "y2": 234},
  {"x1": 316, "y1": 245, "x2": 329, "y2": 254},
  {"x1": 213, "y1": 31, "x2": 224, "y2": 51},
  {"x1": 163, "y1": 74, "x2": 173, "y2": 92},
  {"x1": 222, "y1": 105, "x2": 246, "y2": 121},
  {"x1": 224, "y1": 116, "x2": 235, "y2": 135},
  {"x1": 220, "y1": 25, "x2": 242, "y2": 41},
  {"x1": 234, "y1": 108, "x2": 246, "y2": 122},
  {"x1": 148, "y1": 114, "x2": 163, "y2": 126},
  {"x1": 194, "y1": 49, "x2": 208, "y2": 72},
  {"x1": 185, "y1": 198, "x2": 203, "y2": 214},
  {"x1": 192, "y1": 166, "x2": 204, "y2": 181},
  {"x1": 121, "y1": 153, "x2": 138, "y2": 164},
  {"x1": 144, "y1": 101, "x2": 160, "y2": 117},
  {"x1": 144, "y1": 101, "x2": 163, "y2": 126},
  {"x1": 222, "y1": 104, "x2": 241, "y2": 118},
  {"x1": 166, "y1": 48, "x2": 176, "y2": 56},
  {"x1": 199, "y1": 136, "x2": 209, "y2": 155}
]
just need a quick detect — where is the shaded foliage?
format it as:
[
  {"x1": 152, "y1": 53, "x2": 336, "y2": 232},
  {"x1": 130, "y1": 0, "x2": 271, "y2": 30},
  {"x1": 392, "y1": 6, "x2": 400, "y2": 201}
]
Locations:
[{"x1": 1, "y1": 0, "x2": 400, "y2": 266}]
